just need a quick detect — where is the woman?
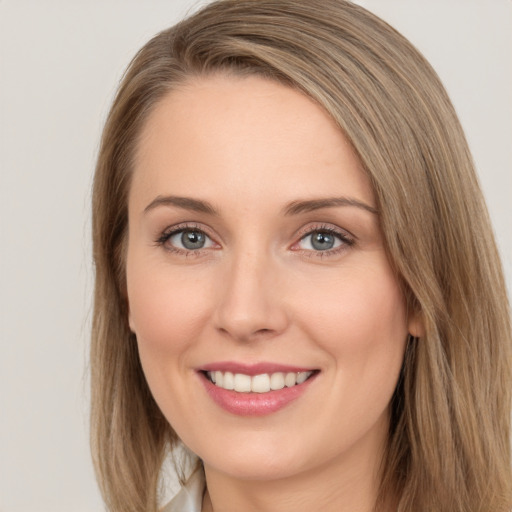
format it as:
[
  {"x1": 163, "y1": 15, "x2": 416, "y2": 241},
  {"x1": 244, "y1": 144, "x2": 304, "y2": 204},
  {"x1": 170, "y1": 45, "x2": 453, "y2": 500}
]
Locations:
[{"x1": 90, "y1": 1, "x2": 512, "y2": 511}]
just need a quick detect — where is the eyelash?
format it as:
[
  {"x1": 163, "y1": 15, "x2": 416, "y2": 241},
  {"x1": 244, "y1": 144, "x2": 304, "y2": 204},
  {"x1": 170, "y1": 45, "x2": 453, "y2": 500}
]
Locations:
[
  {"x1": 155, "y1": 223, "x2": 215, "y2": 257},
  {"x1": 155, "y1": 223, "x2": 355, "y2": 258},
  {"x1": 292, "y1": 224, "x2": 355, "y2": 258}
]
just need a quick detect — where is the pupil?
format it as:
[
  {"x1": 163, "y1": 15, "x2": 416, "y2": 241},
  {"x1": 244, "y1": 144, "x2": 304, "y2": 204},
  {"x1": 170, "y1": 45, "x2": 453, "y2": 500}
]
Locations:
[
  {"x1": 181, "y1": 231, "x2": 205, "y2": 249},
  {"x1": 311, "y1": 232, "x2": 334, "y2": 250}
]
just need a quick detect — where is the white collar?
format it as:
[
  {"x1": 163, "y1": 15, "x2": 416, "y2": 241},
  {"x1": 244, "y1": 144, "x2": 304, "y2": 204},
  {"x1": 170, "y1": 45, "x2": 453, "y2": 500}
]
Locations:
[{"x1": 161, "y1": 469, "x2": 205, "y2": 512}]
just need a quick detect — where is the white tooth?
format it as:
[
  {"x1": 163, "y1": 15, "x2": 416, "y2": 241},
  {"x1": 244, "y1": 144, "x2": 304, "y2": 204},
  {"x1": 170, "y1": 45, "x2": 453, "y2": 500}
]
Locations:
[
  {"x1": 223, "y1": 372, "x2": 234, "y2": 390},
  {"x1": 234, "y1": 373, "x2": 252, "y2": 393},
  {"x1": 270, "y1": 372, "x2": 285, "y2": 390},
  {"x1": 252, "y1": 374, "x2": 271, "y2": 393},
  {"x1": 209, "y1": 371, "x2": 216, "y2": 383},
  {"x1": 284, "y1": 372, "x2": 297, "y2": 387},
  {"x1": 215, "y1": 371, "x2": 223, "y2": 387},
  {"x1": 296, "y1": 371, "x2": 311, "y2": 384}
]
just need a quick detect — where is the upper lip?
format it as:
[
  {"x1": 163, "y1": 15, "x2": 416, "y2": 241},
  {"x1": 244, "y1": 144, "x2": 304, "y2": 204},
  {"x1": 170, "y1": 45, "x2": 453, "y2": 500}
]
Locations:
[{"x1": 199, "y1": 361, "x2": 317, "y2": 376}]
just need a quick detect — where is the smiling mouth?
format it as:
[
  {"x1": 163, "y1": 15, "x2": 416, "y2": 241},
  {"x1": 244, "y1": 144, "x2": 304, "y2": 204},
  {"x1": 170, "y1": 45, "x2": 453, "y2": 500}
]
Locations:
[{"x1": 204, "y1": 370, "x2": 318, "y2": 393}]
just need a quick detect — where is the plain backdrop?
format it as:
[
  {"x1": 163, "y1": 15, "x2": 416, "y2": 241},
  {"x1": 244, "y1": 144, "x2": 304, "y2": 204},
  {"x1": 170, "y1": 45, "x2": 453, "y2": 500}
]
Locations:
[{"x1": 0, "y1": 1, "x2": 510, "y2": 511}]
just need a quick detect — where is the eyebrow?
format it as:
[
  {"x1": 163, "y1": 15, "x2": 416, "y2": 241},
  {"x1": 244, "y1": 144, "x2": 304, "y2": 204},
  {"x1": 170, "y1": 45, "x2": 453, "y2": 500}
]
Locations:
[
  {"x1": 144, "y1": 195, "x2": 218, "y2": 215},
  {"x1": 283, "y1": 197, "x2": 378, "y2": 216},
  {"x1": 143, "y1": 195, "x2": 378, "y2": 216}
]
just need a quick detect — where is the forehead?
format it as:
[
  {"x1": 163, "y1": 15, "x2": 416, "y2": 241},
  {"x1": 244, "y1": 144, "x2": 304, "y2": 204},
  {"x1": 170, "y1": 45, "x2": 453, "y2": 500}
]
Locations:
[{"x1": 131, "y1": 74, "x2": 373, "y2": 211}]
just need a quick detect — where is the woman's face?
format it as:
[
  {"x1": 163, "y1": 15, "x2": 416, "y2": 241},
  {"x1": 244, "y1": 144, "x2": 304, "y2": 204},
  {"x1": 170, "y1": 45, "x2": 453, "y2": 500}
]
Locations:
[{"x1": 127, "y1": 75, "x2": 417, "y2": 482}]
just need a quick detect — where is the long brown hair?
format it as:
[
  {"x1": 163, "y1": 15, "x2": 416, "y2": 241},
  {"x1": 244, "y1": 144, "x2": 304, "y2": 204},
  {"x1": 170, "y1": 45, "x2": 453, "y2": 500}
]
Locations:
[{"x1": 90, "y1": 1, "x2": 512, "y2": 510}]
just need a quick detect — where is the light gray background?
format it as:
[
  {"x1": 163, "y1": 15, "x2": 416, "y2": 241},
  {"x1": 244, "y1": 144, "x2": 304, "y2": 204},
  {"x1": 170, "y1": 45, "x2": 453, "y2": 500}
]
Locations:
[{"x1": 0, "y1": 1, "x2": 510, "y2": 511}]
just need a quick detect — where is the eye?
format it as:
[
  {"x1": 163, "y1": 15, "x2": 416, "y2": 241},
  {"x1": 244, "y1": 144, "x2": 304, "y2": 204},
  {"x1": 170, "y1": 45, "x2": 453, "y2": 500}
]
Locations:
[
  {"x1": 159, "y1": 227, "x2": 216, "y2": 252},
  {"x1": 299, "y1": 231, "x2": 341, "y2": 251},
  {"x1": 294, "y1": 227, "x2": 353, "y2": 253}
]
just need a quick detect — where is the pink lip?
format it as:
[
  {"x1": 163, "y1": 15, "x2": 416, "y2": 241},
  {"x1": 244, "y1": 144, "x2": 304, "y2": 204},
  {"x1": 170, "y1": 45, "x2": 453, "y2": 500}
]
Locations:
[
  {"x1": 199, "y1": 361, "x2": 313, "y2": 376},
  {"x1": 197, "y1": 363, "x2": 319, "y2": 417}
]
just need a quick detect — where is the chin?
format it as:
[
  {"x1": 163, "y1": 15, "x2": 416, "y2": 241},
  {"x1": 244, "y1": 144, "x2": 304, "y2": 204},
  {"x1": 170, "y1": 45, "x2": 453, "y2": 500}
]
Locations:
[
  {"x1": 196, "y1": 432, "x2": 323, "y2": 481},
  {"x1": 206, "y1": 455, "x2": 308, "y2": 482}
]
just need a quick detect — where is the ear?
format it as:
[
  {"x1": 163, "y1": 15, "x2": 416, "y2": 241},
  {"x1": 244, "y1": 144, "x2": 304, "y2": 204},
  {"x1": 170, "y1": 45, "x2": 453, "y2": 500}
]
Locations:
[
  {"x1": 127, "y1": 303, "x2": 136, "y2": 333},
  {"x1": 407, "y1": 309, "x2": 425, "y2": 338}
]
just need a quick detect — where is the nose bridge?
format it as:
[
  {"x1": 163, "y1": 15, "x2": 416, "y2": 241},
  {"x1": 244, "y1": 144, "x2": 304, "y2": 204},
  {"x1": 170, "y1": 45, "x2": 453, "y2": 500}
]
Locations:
[{"x1": 214, "y1": 242, "x2": 288, "y2": 341}]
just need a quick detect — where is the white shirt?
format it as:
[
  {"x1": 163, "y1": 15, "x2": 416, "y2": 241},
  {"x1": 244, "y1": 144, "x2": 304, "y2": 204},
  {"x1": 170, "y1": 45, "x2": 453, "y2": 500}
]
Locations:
[{"x1": 161, "y1": 469, "x2": 205, "y2": 512}]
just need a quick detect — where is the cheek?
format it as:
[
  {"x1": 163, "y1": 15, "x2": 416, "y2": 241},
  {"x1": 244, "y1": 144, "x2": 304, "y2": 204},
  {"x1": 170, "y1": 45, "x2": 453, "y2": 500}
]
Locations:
[
  {"x1": 125, "y1": 256, "x2": 215, "y2": 428},
  {"x1": 294, "y1": 260, "x2": 408, "y2": 379},
  {"x1": 291, "y1": 263, "x2": 408, "y2": 445},
  {"x1": 126, "y1": 257, "x2": 213, "y2": 358}
]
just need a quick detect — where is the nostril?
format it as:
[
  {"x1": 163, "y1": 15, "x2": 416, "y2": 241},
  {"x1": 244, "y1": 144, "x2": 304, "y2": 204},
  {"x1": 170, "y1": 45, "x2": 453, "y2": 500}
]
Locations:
[
  {"x1": 256, "y1": 328, "x2": 272, "y2": 335},
  {"x1": 216, "y1": 325, "x2": 277, "y2": 342}
]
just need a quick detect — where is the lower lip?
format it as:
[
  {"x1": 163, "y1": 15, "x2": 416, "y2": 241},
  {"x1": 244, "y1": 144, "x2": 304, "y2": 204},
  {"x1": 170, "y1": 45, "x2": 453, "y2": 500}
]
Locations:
[{"x1": 199, "y1": 372, "x2": 318, "y2": 416}]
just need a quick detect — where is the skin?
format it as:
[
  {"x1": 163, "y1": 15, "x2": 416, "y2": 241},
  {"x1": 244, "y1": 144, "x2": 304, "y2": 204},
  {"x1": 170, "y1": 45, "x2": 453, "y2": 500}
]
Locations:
[{"x1": 126, "y1": 74, "x2": 422, "y2": 512}]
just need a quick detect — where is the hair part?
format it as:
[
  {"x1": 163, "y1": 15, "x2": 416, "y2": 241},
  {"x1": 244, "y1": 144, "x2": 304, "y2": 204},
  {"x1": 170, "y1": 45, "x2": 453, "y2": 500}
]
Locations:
[{"x1": 91, "y1": 1, "x2": 512, "y2": 510}]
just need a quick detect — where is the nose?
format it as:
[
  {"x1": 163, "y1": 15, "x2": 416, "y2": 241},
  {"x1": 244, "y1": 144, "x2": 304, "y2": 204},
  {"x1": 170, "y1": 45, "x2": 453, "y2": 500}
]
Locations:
[{"x1": 213, "y1": 249, "x2": 289, "y2": 342}]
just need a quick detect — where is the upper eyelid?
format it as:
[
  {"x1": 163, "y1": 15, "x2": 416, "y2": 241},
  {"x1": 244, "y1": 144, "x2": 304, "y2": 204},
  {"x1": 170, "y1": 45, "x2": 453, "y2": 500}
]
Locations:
[
  {"x1": 160, "y1": 222, "x2": 216, "y2": 239},
  {"x1": 294, "y1": 223, "x2": 356, "y2": 242}
]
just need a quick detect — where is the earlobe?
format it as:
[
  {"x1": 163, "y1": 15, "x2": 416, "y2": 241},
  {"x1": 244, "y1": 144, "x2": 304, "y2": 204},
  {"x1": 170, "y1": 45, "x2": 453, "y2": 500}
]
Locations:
[
  {"x1": 407, "y1": 310, "x2": 425, "y2": 338},
  {"x1": 128, "y1": 307, "x2": 136, "y2": 333}
]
